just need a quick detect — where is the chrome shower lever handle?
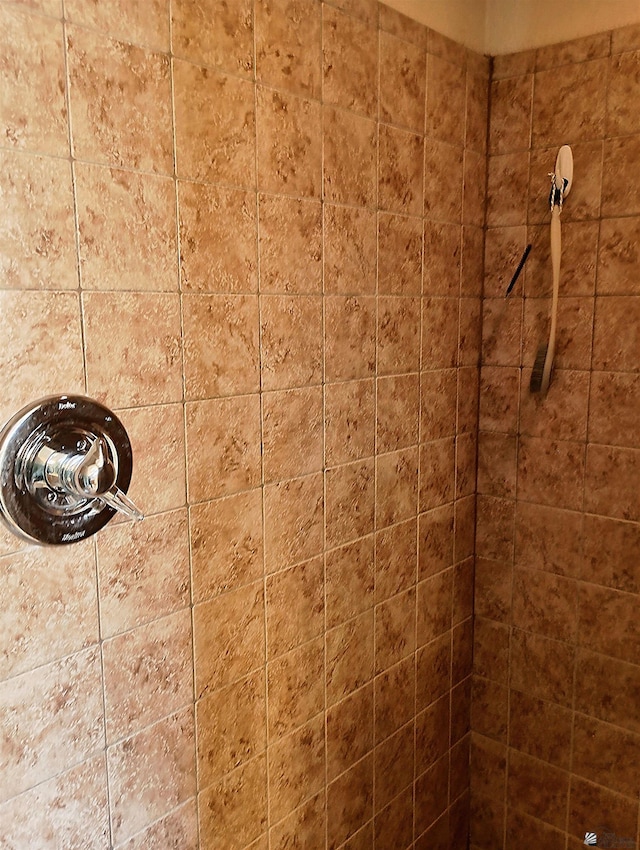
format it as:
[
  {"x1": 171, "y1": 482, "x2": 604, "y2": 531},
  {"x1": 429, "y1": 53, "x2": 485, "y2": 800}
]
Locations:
[{"x1": 99, "y1": 486, "x2": 144, "y2": 522}]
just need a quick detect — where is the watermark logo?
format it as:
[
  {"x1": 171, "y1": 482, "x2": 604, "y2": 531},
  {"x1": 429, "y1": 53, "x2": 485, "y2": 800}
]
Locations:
[{"x1": 584, "y1": 830, "x2": 635, "y2": 849}]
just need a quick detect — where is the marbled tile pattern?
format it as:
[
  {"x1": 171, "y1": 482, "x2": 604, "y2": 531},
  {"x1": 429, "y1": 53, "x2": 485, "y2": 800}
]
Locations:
[{"x1": 474, "y1": 22, "x2": 640, "y2": 850}]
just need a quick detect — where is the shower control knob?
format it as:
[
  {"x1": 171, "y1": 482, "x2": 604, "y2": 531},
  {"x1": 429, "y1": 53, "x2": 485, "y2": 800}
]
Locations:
[{"x1": 0, "y1": 395, "x2": 144, "y2": 545}]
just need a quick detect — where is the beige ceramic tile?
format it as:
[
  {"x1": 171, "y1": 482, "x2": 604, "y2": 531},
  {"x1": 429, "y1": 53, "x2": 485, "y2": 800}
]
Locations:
[
  {"x1": 322, "y1": 4, "x2": 377, "y2": 119},
  {"x1": 378, "y1": 2, "x2": 427, "y2": 46},
  {"x1": 608, "y1": 50, "x2": 640, "y2": 137},
  {"x1": 118, "y1": 800, "x2": 198, "y2": 850},
  {"x1": 419, "y1": 437, "x2": 455, "y2": 512},
  {"x1": 67, "y1": 25, "x2": 172, "y2": 173},
  {"x1": 536, "y1": 32, "x2": 610, "y2": 70},
  {"x1": 422, "y1": 297, "x2": 459, "y2": 369},
  {"x1": 324, "y1": 204, "x2": 377, "y2": 294},
  {"x1": 481, "y1": 297, "x2": 522, "y2": 366},
  {"x1": 171, "y1": 0, "x2": 253, "y2": 76},
  {"x1": 183, "y1": 293, "x2": 260, "y2": 399},
  {"x1": 424, "y1": 138, "x2": 463, "y2": 223},
  {"x1": 378, "y1": 213, "x2": 422, "y2": 295},
  {"x1": 185, "y1": 395, "x2": 261, "y2": 502},
  {"x1": 255, "y1": 0, "x2": 321, "y2": 98},
  {"x1": 0, "y1": 648, "x2": 103, "y2": 803},
  {"x1": 375, "y1": 587, "x2": 416, "y2": 672},
  {"x1": 263, "y1": 386, "x2": 323, "y2": 482},
  {"x1": 592, "y1": 295, "x2": 640, "y2": 372},
  {"x1": 0, "y1": 757, "x2": 109, "y2": 849},
  {"x1": 325, "y1": 458, "x2": 375, "y2": 548},
  {"x1": 492, "y1": 49, "x2": 536, "y2": 80},
  {"x1": 266, "y1": 556, "x2": 324, "y2": 658},
  {"x1": 376, "y1": 447, "x2": 419, "y2": 529},
  {"x1": 190, "y1": 489, "x2": 263, "y2": 602},
  {"x1": 325, "y1": 295, "x2": 376, "y2": 381},
  {"x1": 598, "y1": 217, "x2": 640, "y2": 296},
  {"x1": 102, "y1": 609, "x2": 193, "y2": 743},
  {"x1": 0, "y1": 6, "x2": 68, "y2": 156},
  {"x1": 107, "y1": 708, "x2": 195, "y2": 845},
  {"x1": 116, "y1": 404, "x2": 186, "y2": 516},
  {"x1": 193, "y1": 580, "x2": 265, "y2": 696},
  {"x1": 532, "y1": 59, "x2": 607, "y2": 148},
  {"x1": 323, "y1": 106, "x2": 377, "y2": 207},
  {"x1": 326, "y1": 536, "x2": 374, "y2": 628},
  {"x1": 420, "y1": 370, "x2": 457, "y2": 442},
  {"x1": 326, "y1": 754, "x2": 373, "y2": 848},
  {"x1": 378, "y1": 124, "x2": 423, "y2": 216},
  {"x1": 75, "y1": 162, "x2": 177, "y2": 292},
  {"x1": 196, "y1": 669, "x2": 266, "y2": 785},
  {"x1": 327, "y1": 684, "x2": 374, "y2": 782},
  {"x1": 269, "y1": 792, "x2": 326, "y2": 850},
  {"x1": 584, "y1": 444, "x2": 640, "y2": 522},
  {"x1": 267, "y1": 637, "x2": 324, "y2": 739},
  {"x1": 261, "y1": 294, "x2": 323, "y2": 390},
  {"x1": 483, "y1": 225, "x2": 527, "y2": 297},
  {"x1": 375, "y1": 518, "x2": 417, "y2": 603},
  {"x1": 65, "y1": 0, "x2": 169, "y2": 50},
  {"x1": 426, "y1": 54, "x2": 466, "y2": 145},
  {"x1": 0, "y1": 291, "x2": 84, "y2": 426},
  {"x1": 0, "y1": 149, "x2": 77, "y2": 290},
  {"x1": 519, "y1": 368, "x2": 589, "y2": 441},
  {"x1": 602, "y1": 135, "x2": 640, "y2": 218},
  {"x1": 263, "y1": 473, "x2": 324, "y2": 572},
  {"x1": 376, "y1": 373, "x2": 420, "y2": 452},
  {"x1": 489, "y1": 75, "x2": 533, "y2": 155},
  {"x1": 375, "y1": 655, "x2": 415, "y2": 742},
  {"x1": 83, "y1": 291, "x2": 182, "y2": 408},
  {"x1": 379, "y1": 31, "x2": 426, "y2": 133},
  {"x1": 486, "y1": 151, "x2": 530, "y2": 227},
  {"x1": 528, "y1": 142, "x2": 603, "y2": 224},
  {"x1": 173, "y1": 59, "x2": 255, "y2": 186},
  {"x1": 466, "y1": 67, "x2": 490, "y2": 156},
  {"x1": 97, "y1": 509, "x2": 190, "y2": 637},
  {"x1": 377, "y1": 296, "x2": 421, "y2": 374},
  {"x1": 259, "y1": 195, "x2": 322, "y2": 294},
  {"x1": 463, "y1": 149, "x2": 487, "y2": 227},
  {"x1": 428, "y1": 28, "x2": 466, "y2": 65},
  {"x1": 326, "y1": 609, "x2": 374, "y2": 706},
  {"x1": 256, "y1": 86, "x2": 322, "y2": 198},
  {"x1": 268, "y1": 715, "x2": 325, "y2": 823},
  {"x1": 199, "y1": 755, "x2": 267, "y2": 849},
  {"x1": 589, "y1": 371, "x2": 640, "y2": 448},
  {"x1": 423, "y1": 221, "x2": 461, "y2": 296},
  {"x1": 526, "y1": 220, "x2": 598, "y2": 297},
  {"x1": 324, "y1": 381, "x2": 374, "y2": 470},
  {"x1": 0, "y1": 540, "x2": 97, "y2": 680},
  {"x1": 518, "y1": 436, "x2": 586, "y2": 511},
  {"x1": 179, "y1": 181, "x2": 257, "y2": 293}
]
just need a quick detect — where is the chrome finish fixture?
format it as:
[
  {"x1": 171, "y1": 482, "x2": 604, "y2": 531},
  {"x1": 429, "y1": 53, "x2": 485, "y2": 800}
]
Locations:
[{"x1": 0, "y1": 395, "x2": 143, "y2": 545}]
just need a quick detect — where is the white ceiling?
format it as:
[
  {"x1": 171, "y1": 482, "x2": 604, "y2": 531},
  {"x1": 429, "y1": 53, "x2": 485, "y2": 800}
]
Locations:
[{"x1": 380, "y1": 0, "x2": 640, "y2": 55}]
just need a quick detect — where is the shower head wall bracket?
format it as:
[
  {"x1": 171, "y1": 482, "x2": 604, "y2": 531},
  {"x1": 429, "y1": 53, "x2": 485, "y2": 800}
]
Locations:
[{"x1": 549, "y1": 144, "x2": 574, "y2": 211}]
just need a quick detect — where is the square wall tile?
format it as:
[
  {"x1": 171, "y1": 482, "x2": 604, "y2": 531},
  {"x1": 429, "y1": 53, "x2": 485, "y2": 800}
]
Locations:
[
  {"x1": 179, "y1": 182, "x2": 257, "y2": 293},
  {"x1": 256, "y1": 86, "x2": 322, "y2": 197},
  {"x1": 194, "y1": 580, "x2": 265, "y2": 695},
  {"x1": 0, "y1": 648, "x2": 103, "y2": 803},
  {"x1": 259, "y1": 195, "x2": 322, "y2": 294},
  {"x1": 266, "y1": 556, "x2": 324, "y2": 658},
  {"x1": 323, "y1": 106, "x2": 377, "y2": 207},
  {"x1": 378, "y1": 125, "x2": 424, "y2": 216},
  {"x1": 0, "y1": 291, "x2": 84, "y2": 427},
  {"x1": 183, "y1": 294, "x2": 260, "y2": 399},
  {"x1": 255, "y1": 0, "x2": 321, "y2": 98},
  {"x1": 322, "y1": 5, "x2": 378, "y2": 119},
  {"x1": 379, "y1": 31, "x2": 426, "y2": 133},
  {"x1": 171, "y1": 0, "x2": 253, "y2": 76},
  {"x1": 190, "y1": 489, "x2": 263, "y2": 603},
  {"x1": 67, "y1": 25, "x2": 172, "y2": 173},
  {"x1": 378, "y1": 296, "x2": 421, "y2": 374},
  {"x1": 65, "y1": 0, "x2": 170, "y2": 50},
  {"x1": 325, "y1": 379, "x2": 376, "y2": 466},
  {"x1": 0, "y1": 541, "x2": 97, "y2": 680},
  {"x1": 325, "y1": 296, "x2": 376, "y2": 381},
  {"x1": 185, "y1": 395, "x2": 261, "y2": 502},
  {"x1": 76, "y1": 163, "x2": 177, "y2": 292},
  {"x1": 97, "y1": 509, "x2": 190, "y2": 637},
  {"x1": 0, "y1": 149, "x2": 77, "y2": 290},
  {"x1": 324, "y1": 203, "x2": 377, "y2": 295},
  {"x1": 264, "y1": 473, "x2": 324, "y2": 572},
  {"x1": 0, "y1": 7, "x2": 68, "y2": 156},
  {"x1": 427, "y1": 54, "x2": 466, "y2": 145},
  {"x1": 263, "y1": 386, "x2": 323, "y2": 482},
  {"x1": 102, "y1": 609, "x2": 193, "y2": 743},
  {"x1": 173, "y1": 59, "x2": 255, "y2": 186},
  {"x1": 83, "y1": 291, "x2": 182, "y2": 409},
  {"x1": 261, "y1": 295, "x2": 323, "y2": 390},
  {"x1": 108, "y1": 708, "x2": 195, "y2": 845},
  {"x1": 378, "y1": 213, "x2": 423, "y2": 295},
  {"x1": 199, "y1": 756, "x2": 267, "y2": 849}
]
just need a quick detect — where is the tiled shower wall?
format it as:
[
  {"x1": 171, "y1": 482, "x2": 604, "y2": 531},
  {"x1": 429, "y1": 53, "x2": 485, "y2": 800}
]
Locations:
[
  {"x1": 0, "y1": 1, "x2": 487, "y2": 848},
  {"x1": 472, "y1": 26, "x2": 640, "y2": 850}
]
